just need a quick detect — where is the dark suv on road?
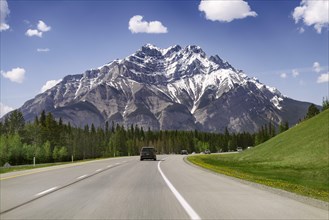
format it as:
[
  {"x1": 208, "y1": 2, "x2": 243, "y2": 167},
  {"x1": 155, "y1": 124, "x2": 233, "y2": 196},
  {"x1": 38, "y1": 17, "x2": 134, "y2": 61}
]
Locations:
[
  {"x1": 140, "y1": 147, "x2": 157, "y2": 161},
  {"x1": 181, "y1": 150, "x2": 188, "y2": 155}
]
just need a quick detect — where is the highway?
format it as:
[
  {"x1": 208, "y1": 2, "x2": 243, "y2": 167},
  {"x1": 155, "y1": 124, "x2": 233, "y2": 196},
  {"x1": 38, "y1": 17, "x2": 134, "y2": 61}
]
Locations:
[{"x1": 0, "y1": 155, "x2": 328, "y2": 219}]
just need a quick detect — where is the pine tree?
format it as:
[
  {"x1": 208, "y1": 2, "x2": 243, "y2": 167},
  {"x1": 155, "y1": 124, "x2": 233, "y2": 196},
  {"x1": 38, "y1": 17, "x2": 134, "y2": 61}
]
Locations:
[
  {"x1": 279, "y1": 122, "x2": 285, "y2": 133},
  {"x1": 40, "y1": 110, "x2": 46, "y2": 127},
  {"x1": 7, "y1": 110, "x2": 25, "y2": 135},
  {"x1": 306, "y1": 104, "x2": 320, "y2": 119},
  {"x1": 284, "y1": 121, "x2": 289, "y2": 131},
  {"x1": 45, "y1": 112, "x2": 58, "y2": 148},
  {"x1": 105, "y1": 121, "x2": 110, "y2": 142},
  {"x1": 224, "y1": 127, "x2": 230, "y2": 147},
  {"x1": 322, "y1": 97, "x2": 329, "y2": 111},
  {"x1": 0, "y1": 122, "x2": 3, "y2": 135},
  {"x1": 34, "y1": 116, "x2": 39, "y2": 126}
]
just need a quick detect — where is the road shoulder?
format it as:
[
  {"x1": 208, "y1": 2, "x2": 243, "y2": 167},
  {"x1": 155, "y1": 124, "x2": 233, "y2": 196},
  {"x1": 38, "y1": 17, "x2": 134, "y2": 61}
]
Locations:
[{"x1": 184, "y1": 155, "x2": 329, "y2": 211}]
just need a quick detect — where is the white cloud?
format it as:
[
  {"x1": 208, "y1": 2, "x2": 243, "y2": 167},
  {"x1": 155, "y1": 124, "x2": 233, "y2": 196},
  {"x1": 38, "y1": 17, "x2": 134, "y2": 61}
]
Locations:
[
  {"x1": 292, "y1": 69, "x2": 300, "y2": 77},
  {"x1": 198, "y1": 0, "x2": 257, "y2": 22},
  {"x1": 37, "y1": 48, "x2": 50, "y2": 52},
  {"x1": 0, "y1": 103, "x2": 14, "y2": 118},
  {"x1": 1, "y1": 67, "x2": 26, "y2": 83},
  {"x1": 317, "y1": 73, "x2": 329, "y2": 83},
  {"x1": 23, "y1": 20, "x2": 30, "y2": 25},
  {"x1": 280, "y1": 73, "x2": 287, "y2": 79},
  {"x1": 37, "y1": 20, "x2": 51, "y2": 32},
  {"x1": 298, "y1": 27, "x2": 305, "y2": 33},
  {"x1": 292, "y1": 0, "x2": 329, "y2": 34},
  {"x1": 313, "y1": 62, "x2": 321, "y2": 73},
  {"x1": 129, "y1": 15, "x2": 168, "y2": 34},
  {"x1": 25, "y1": 29, "x2": 43, "y2": 37},
  {"x1": 25, "y1": 20, "x2": 51, "y2": 37},
  {"x1": 0, "y1": 0, "x2": 10, "y2": 31},
  {"x1": 0, "y1": 23, "x2": 9, "y2": 31},
  {"x1": 41, "y1": 79, "x2": 62, "y2": 93}
]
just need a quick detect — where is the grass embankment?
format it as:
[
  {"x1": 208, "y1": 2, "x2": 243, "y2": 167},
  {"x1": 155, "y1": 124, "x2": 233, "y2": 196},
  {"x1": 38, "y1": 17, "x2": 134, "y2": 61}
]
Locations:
[
  {"x1": 0, "y1": 157, "x2": 110, "y2": 174},
  {"x1": 188, "y1": 110, "x2": 329, "y2": 202},
  {"x1": 0, "y1": 162, "x2": 69, "y2": 174},
  {"x1": 0, "y1": 162, "x2": 68, "y2": 174}
]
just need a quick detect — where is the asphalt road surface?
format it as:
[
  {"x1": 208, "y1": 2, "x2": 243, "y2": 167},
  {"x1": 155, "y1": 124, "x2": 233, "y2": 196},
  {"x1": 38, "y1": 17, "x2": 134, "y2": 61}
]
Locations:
[{"x1": 1, "y1": 155, "x2": 328, "y2": 219}]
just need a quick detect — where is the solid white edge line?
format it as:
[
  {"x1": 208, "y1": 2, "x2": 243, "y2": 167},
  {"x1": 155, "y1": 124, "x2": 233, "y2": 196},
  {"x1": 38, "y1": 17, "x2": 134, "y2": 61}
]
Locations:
[
  {"x1": 158, "y1": 161, "x2": 201, "y2": 220},
  {"x1": 77, "y1": 174, "x2": 88, "y2": 179},
  {"x1": 95, "y1": 169, "x2": 102, "y2": 172},
  {"x1": 36, "y1": 187, "x2": 58, "y2": 196}
]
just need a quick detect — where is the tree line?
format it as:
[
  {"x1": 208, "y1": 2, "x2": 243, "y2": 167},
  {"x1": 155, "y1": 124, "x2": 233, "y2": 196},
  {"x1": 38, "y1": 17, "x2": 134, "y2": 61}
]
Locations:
[
  {"x1": 0, "y1": 98, "x2": 327, "y2": 166},
  {"x1": 0, "y1": 110, "x2": 254, "y2": 166}
]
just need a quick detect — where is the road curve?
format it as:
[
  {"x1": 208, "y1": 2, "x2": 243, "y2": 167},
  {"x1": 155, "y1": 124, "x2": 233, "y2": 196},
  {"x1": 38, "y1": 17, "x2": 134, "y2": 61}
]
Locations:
[{"x1": 1, "y1": 155, "x2": 328, "y2": 219}]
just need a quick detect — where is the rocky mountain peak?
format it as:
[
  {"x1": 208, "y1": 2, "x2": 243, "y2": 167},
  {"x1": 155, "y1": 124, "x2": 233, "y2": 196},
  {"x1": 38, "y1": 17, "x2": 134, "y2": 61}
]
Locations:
[
  {"x1": 9, "y1": 44, "x2": 312, "y2": 133},
  {"x1": 139, "y1": 44, "x2": 163, "y2": 58},
  {"x1": 163, "y1": 45, "x2": 182, "y2": 57},
  {"x1": 209, "y1": 55, "x2": 234, "y2": 71},
  {"x1": 122, "y1": 44, "x2": 236, "y2": 81},
  {"x1": 184, "y1": 45, "x2": 205, "y2": 56}
]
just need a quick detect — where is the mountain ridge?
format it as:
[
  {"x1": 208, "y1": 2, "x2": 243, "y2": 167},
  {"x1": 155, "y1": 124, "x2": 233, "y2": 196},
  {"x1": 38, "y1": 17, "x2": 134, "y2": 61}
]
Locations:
[{"x1": 4, "y1": 44, "x2": 312, "y2": 132}]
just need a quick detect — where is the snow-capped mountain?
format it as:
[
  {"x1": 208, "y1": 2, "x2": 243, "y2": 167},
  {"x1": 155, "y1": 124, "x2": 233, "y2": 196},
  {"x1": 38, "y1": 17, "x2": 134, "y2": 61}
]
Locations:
[{"x1": 15, "y1": 44, "x2": 311, "y2": 132}]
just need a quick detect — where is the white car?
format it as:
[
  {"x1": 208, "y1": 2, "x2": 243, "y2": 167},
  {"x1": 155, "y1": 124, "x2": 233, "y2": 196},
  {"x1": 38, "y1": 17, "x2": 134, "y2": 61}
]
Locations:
[{"x1": 204, "y1": 149, "x2": 211, "y2": 154}]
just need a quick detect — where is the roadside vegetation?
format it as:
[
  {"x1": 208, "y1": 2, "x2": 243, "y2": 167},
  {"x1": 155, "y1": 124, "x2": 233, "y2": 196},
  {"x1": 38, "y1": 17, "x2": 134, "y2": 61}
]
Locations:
[
  {"x1": 0, "y1": 162, "x2": 66, "y2": 174},
  {"x1": 0, "y1": 97, "x2": 327, "y2": 173},
  {"x1": 188, "y1": 109, "x2": 329, "y2": 202},
  {"x1": 0, "y1": 110, "x2": 277, "y2": 167},
  {"x1": 0, "y1": 157, "x2": 109, "y2": 174}
]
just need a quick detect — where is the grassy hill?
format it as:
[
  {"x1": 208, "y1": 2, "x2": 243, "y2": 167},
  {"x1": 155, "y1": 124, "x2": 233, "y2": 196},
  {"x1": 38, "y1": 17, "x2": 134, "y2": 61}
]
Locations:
[{"x1": 188, "y1": 109, "x2": 329, "y2": 201}]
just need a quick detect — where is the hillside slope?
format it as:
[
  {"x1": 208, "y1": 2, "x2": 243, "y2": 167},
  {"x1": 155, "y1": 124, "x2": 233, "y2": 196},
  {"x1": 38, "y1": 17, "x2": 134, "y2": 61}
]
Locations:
[
  {"x1": 235, "y1": 109, "x2": 329, "y2": 167},
  {"x1": 188, "y1": 109, "x2": 329, "y2": 201}
]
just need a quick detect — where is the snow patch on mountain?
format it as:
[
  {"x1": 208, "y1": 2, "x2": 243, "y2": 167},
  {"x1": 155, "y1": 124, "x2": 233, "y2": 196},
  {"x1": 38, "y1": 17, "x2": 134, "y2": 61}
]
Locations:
[{"x1": 271, "y1": 96, "x2": 283, "y2": 110}]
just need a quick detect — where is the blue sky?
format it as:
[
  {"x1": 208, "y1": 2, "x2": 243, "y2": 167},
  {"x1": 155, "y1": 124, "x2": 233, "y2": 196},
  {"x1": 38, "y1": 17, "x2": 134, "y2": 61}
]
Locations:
[{"x1": 1, "y1": 0, "x2": 328, "y2": 116}]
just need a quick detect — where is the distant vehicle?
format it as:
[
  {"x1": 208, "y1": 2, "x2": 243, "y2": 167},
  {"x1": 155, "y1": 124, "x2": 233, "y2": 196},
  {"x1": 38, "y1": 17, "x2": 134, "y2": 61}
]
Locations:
[
  {"x1": 140, "y1": 147, "x2": 157, "y2": 161},
  {"x1": 181, "y1": 150, "x2": 188, "y2": 155},
  {"x1": 204, "y1": 149, "x2": 211, "y2": 154},
  {"x1": 237, "y1": 147, "x2": 243, "y2": 152}
]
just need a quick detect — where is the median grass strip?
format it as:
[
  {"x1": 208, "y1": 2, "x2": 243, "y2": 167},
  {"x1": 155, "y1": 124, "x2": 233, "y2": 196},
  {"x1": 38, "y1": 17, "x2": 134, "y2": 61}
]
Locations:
[
  {"x1": 0, "y1": 162, "x2": 70, "y2": 174},
  {"x1": 0, "y1": 157, "x2": 116, "y2": 174},
  {"x1": 188, "y1": 110, "x2": 329, "y2": 202}
]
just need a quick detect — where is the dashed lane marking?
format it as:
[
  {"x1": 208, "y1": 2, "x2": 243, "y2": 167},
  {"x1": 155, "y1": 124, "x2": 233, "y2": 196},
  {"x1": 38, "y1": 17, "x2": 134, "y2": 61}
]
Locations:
[
  {"x1": 77, "y1": 175, "x2": 88, "y2": 180},
  {"x1": 36, "y1": 187, "x2": 58, "y2": 197}
]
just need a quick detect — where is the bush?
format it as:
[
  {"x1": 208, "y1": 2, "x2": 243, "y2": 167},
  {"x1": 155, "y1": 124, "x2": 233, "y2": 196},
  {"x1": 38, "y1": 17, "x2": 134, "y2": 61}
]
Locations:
[{"x1": 53, "y1": 146, "x2": 68, "y2": 162}]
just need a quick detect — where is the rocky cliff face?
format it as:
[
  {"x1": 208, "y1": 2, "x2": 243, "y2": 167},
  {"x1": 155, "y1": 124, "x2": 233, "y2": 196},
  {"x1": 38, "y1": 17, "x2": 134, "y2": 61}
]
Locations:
[{"x1": 14, "y1": 44, "x2": 311, "y2": 132}]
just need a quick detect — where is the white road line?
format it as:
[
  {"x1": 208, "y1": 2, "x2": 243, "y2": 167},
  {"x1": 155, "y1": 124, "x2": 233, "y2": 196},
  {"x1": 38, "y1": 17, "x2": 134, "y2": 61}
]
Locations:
[
  {"x1": 157, "y1": 161, "x2": 201, "y2": 220},
  {"x1": 36, "y1": 187, "x2": 58, "y2": 196},
  {"x1": 107, "y1": 165, "x2": 112, "y2": 168},
  {"x1": 77, "y1": 175, "x2": 88, "y2": 179},
  {"x1": 115, "y1": 163, "x2": 120, "y2": 165},
  {"x1": 95, "y1": 169, "x2": 102, "y2": 172}
]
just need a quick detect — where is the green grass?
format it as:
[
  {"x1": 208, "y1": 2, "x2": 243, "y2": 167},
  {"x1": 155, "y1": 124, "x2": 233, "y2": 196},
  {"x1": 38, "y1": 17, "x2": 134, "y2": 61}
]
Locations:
[
  {"x1": 0, "y1": 162, "x2": 69, "y2": 174},
  {"x1": 0, "y1": 157, "x2": 113, "y2": 174},
  {"x1": 188, "y1": 109, "x2": 329, "y2": 202}
]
